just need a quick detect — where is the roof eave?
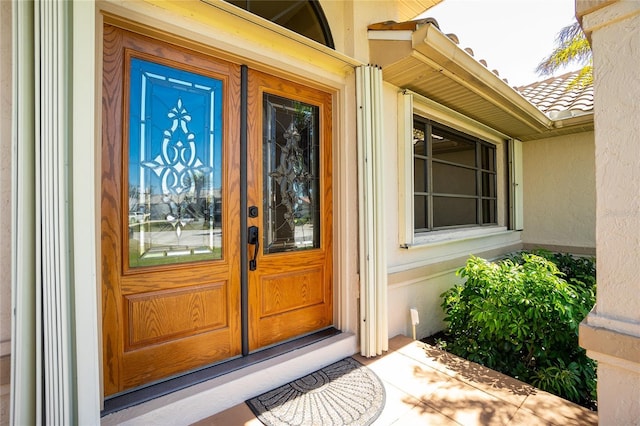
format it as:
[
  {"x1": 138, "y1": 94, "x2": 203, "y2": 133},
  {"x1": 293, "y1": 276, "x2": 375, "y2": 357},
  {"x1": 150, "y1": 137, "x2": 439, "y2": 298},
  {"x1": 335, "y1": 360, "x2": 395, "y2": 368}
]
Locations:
[
  {"x1": 413, "y1": 24, "x2": 553, "y2": 128},
  {"x1": 396, "y1": 0, "x2": 445, "y2": 22},
  {"x1": 519, "y1": 111, "x2": 594, "y2": 141},
  {"x1": 369, "y1": 22, "x2": 560, "y2": 139}
]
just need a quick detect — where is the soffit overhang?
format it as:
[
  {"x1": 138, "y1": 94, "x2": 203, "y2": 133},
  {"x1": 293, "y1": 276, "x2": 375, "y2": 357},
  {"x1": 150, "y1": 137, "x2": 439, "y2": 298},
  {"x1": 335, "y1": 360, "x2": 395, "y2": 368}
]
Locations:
[
  {"x1": 369, "y1": 21, "x2": 593, "y2": 141},
  {"x1": 396, "y1": 0, "x2": 444, "y2": 22}
]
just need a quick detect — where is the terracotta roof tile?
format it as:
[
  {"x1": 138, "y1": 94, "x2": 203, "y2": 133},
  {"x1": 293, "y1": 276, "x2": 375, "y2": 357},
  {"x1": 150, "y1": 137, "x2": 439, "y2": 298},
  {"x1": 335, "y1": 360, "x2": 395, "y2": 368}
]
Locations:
[
  {"x1": 516, "y1": 71, "x2": 594, "y2": 119},
  {"x1": 369, "y1": 18, "x2": 593, "y2": 121}
]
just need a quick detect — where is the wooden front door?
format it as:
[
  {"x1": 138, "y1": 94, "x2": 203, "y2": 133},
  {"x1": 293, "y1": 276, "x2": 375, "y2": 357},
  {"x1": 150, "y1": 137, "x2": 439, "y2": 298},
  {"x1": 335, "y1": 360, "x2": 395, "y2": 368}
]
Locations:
[
  {"x1": 246, "y1": 71, "x2": 333, "y2": 350},
  {"x1": 102, "y1": 25, "x2": 333, "y2": 397}
]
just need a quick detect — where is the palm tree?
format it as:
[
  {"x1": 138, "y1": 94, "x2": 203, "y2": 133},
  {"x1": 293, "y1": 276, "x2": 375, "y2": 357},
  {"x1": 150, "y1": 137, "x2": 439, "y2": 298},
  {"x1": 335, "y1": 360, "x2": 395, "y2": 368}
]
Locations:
[{"x1": 536, "y1": 21, "x2": 592, "y2": 89}]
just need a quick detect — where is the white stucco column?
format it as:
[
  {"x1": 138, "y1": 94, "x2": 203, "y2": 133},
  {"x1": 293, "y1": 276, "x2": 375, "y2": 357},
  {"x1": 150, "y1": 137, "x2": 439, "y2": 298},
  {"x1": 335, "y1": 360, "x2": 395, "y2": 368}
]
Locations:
[{"x1": 577, "y1": 1, "x2": 640, "y2": 424}]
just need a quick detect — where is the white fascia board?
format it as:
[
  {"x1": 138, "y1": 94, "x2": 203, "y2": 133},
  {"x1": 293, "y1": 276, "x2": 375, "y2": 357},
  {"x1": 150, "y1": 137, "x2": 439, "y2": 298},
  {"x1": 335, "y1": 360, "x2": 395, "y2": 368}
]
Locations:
[
  {"x1": 413, "y1": 24, "x2": 553, "y2": 130},
  {"x1": 368, "y1": 30, "x2": 413, "y2": 41}
]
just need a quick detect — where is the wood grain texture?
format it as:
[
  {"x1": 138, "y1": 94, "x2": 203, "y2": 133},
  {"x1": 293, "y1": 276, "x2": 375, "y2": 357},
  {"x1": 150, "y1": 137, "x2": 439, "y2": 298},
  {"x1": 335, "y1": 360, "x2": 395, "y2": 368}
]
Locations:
[
  {"x1": 102, "y1": 24, "x2": 125, "y2": 395},
  {"x1": 246, "y1": 70, "x2": 334, "y2": 350},
  {"x1": 121, "y1": 328, "x2": 234, "y2": 390},
  {"x1": 102, "y1": 24, "x2": 334, "y2": 395},
  {"x1": 260, "y1": 267, "x2": 324, "y2": 317},
  {"x1": 125, "y1": 282, "x2": 228, "y2": 348},
  {"x1": 101, "y1": 24, "x2": 242, "y2": 395}
]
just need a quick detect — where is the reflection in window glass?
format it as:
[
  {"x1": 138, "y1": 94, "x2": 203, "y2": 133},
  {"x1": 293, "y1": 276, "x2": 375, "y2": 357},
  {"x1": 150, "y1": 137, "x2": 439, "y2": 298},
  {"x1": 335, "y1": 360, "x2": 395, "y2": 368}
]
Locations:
[
  {"x1": 482, "y1": 199, "x2": 496, "y2": 224},
  {"x1": 413, "y1": 116, "x2": 497, "y2": 232},
  {"x1": 432, "y1": 130, "x2": 475, "y2": 167},
  {"x1": 432, "y1": 163, "x2": 476, "y2": 196},
  {"x1": 263, "y1": 94, "x2": 320, "y2": 254},
  {"x1": 481, "y1": 144, "x2": 495, "y2": 170},
  {"x1": 127, "y1": 58, "x2": 223, "y2": 268},
  {"x1": 225, "y1": 0, "x2": 334, "y2": 48},
  {"x1": 433, "y1": 197, "x2": 477, "y2": 228},
  {"x1": 414, "y1": 195, "x2": 428, "y2": 230},
  {"x1": 413, "y1": 126, "x2": 426, "y2": 156},
  {"x1": 414, "y1": 158, "x2": 427, "y2": 193},
  {"x1": 482, "y1": 172, "x2": 496, "y2": 198}
]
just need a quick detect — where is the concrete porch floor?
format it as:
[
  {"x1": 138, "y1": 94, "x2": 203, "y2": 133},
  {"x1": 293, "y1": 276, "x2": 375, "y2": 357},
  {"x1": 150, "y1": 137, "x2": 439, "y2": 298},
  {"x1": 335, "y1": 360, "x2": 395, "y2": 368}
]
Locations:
[{"x1": 194, "y1": 335, "x2": 598, "y2": 425}]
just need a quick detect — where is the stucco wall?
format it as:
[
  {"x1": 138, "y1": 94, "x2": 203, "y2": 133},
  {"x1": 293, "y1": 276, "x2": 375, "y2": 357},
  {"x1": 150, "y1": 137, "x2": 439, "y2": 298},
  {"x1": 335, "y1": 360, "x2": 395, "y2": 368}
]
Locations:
[
  {"x1": 322, "y1": 0, "x2": 447, "y2": 61},
  {"x1": 590, "y1": 6, "x2": 640, "y2": 327},
  {"x1": 388, "y1": 271, "x2": 462, "y2": 339},
  {"x1": 0, "y1": 0, "x2": 12, "y2": 421},
  {"x1": 521, "y1": 131, "x2": 595, "y2": 252},
  {"x1": 321, "y1": 0, "x2": 420, "y2": 62},
  {"x1": 577, "y1": 2, "x2": 640, "y2": 425},
  {"x1": 386, "y1": 227, "x2": 522, "y2": 339},
  {"x1": 0, "y1": 0, "x2": 12, "y2": 356}
]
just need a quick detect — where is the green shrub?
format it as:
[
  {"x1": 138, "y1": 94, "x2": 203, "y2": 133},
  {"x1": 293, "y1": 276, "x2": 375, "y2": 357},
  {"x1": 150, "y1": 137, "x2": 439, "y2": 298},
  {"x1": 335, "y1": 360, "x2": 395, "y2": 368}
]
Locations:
[
  {"x1": 440, "y1": 253, "x2": 596, "y2": 408},
  {"x1": 508, "y1": 249, "x2": 596, "y2": 292}
]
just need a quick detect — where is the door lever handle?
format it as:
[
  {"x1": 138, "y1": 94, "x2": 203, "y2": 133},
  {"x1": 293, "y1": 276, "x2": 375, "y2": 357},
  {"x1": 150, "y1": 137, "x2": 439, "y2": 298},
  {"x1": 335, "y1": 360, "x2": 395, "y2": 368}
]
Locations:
[{"x1": 248, "y1": 226, "x2": 259, "y2": 271}]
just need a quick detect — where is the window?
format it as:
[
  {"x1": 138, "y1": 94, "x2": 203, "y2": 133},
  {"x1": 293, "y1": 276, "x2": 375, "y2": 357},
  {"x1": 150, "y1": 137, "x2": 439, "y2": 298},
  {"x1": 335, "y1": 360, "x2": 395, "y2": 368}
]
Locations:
[
  {"x1": 412, "y1": 116, "x2": 497, "y2": 232},
  {"x1": 396, "y1": 90, "x2": 519, "y2": 247},
  {"x1": 225, "y1": 0, "x2": 334, "y2": 48}
]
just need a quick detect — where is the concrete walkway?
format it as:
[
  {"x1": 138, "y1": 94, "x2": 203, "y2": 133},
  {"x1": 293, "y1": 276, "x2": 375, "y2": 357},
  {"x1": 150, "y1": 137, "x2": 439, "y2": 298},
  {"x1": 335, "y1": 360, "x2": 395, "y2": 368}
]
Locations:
[{"x1": 194, "y1": 335, "x2": 598, "y2": 425}]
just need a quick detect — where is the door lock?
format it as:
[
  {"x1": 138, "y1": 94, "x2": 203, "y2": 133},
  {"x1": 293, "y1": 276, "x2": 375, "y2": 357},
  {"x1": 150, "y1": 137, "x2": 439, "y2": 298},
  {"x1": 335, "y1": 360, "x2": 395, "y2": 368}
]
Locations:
[{"x1": 248, "y1": 226, "x2": 259, "y2": 271}]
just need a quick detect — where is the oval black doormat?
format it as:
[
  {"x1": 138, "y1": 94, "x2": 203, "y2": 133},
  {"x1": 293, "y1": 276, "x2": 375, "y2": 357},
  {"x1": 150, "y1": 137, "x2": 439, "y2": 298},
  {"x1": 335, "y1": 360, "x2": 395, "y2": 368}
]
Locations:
[{"x1": 246, "y1": 357, "x2": 385, "y2": 426}]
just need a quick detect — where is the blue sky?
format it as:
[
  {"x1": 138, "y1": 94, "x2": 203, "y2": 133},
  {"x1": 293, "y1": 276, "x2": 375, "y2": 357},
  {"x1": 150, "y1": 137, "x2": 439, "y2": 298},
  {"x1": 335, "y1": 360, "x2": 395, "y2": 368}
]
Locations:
[{"x1": 417, "y1": 0, "x2": 579, "y2": 87}]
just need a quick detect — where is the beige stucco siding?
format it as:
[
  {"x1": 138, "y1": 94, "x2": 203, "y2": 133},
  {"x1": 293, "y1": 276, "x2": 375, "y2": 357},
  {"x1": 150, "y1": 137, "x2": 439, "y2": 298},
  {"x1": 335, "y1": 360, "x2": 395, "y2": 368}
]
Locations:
[
  {"x1": 522, "y1": 131, "x2": 595, "y2": 252},
  {"x1": 0, "y1": 0, "x2": 11, "y2": 357},
  {"x1": 388, "y1": 271, "x2": 462, "y2": 339},
  {"x1": 590, "y1": 8, "x2": 640, "y2": 325},
  {"x1": 577, "y1": 3, "x2": 640, "y2": 425},
  {"x1": 1, "y1": 1, "x2": 11, "y2": 421},
  {"x1": 318, "y1": 1, "x2": 346, "y2": 53}
]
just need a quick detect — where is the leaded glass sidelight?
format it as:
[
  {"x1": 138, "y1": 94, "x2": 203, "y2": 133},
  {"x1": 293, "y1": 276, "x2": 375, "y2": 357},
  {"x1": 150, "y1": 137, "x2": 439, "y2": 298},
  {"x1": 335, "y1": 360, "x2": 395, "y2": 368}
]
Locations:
[
  {"x1": 263, "y1": 94, "x2": 320, "y2": 254},
  {"x1": 127, "y1": 57, "x2": 223, "y2": 267}
]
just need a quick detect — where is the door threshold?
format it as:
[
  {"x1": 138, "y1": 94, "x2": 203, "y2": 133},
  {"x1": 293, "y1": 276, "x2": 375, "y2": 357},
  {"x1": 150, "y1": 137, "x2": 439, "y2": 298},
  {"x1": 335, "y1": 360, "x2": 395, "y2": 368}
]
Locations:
[
  {"x1": 101, "y1": 331, "x2": 357, "y2": 425},
  {"x1": 102, "y1": 327, "x2": 345, "y2": 417}
]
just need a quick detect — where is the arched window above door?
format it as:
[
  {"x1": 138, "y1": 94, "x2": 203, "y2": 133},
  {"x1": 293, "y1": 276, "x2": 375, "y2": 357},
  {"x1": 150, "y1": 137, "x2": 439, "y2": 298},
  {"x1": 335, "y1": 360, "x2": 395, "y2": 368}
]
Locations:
[{"x1": 225, "y1": 0, "x2": 335, "y2": 48}]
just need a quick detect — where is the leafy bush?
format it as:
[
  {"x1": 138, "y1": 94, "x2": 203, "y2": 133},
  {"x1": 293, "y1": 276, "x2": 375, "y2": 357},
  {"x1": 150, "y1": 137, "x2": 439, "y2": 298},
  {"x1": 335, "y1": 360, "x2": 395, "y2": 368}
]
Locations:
[
  {"x1": 508, "y1": 249, "x2": 596, "y2": 292},
  {"x1": 440, "y1": 252, "x2": 596, "y2": 408}
]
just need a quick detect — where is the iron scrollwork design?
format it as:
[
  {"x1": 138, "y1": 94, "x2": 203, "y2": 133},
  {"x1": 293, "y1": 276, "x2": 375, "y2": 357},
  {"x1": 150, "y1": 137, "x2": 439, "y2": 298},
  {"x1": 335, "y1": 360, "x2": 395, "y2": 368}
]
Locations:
[{"x1": 269, "y1": 118, "x2": 313, "y2": 232}]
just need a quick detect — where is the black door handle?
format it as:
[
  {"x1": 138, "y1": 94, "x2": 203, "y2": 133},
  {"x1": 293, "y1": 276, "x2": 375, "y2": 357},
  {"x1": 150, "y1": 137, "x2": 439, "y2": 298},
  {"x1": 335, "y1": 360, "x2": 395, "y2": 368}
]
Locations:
[{"x1": 248, "y1": 226, "x2": 259, "y2": 271}]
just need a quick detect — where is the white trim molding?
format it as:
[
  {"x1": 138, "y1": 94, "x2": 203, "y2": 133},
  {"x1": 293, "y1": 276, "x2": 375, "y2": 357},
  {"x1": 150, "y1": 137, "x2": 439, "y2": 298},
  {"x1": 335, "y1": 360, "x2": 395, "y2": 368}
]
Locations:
[
  {"x1": 71, "y1": 0, "x2": 101, "y2": 422},
  {"x1": 397, "y1": 91, "x2": 414, "y2": 247},
  {"x1": 397, "y1": 90, "x2": 515, "y2": 247},
  {"x1": 509, "y1": 139, "x2": 524, "y2": 231},
  {"x1": 11, "y1": 1, "x2": 37, "y2": 424},
  {"x1": 35, "y1": 0, "x2": 74, "y2": 422},
  {"x1": 356, "y1": 65, "x2": 388, "y2": 357}
]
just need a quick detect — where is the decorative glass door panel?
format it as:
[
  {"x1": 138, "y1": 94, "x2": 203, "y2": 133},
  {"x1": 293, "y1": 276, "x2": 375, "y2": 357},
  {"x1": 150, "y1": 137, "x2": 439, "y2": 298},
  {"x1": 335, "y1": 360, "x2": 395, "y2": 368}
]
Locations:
[
  {"x1": 247, "y1": 70, "x2": 333, "y2": 351},
  {"x1": 263, "y1": 94, "x2": 320, "y2": 254},
  {"x1": 127, "y1": 58, "x2": 223, "y2": 268},
  {"x1": 102, "y1": 25, "x2": 241, "y2": 397}
]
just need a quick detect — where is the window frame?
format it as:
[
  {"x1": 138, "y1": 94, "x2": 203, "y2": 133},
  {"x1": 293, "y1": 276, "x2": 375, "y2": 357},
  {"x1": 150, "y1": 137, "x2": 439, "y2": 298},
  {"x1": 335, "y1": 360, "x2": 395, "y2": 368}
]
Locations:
[
  {"x1": 398, "y1": 90, "x2": 516, "y2": 248},
  {"x1": 224, "y1": 0, "x2": 334, "y2": 48},
  {"x1": 412, "y1": 115, "x2": 498, "y2": 232}
]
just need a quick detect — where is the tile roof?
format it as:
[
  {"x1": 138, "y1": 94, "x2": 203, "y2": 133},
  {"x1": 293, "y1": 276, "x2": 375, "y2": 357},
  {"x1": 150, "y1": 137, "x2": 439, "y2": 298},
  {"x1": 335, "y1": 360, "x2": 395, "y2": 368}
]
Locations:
[
  {"x1": 369, "y1": 18, "x2": 594, "y2": 125},
  {"x1": 443, "y1": 28, "x2": 594, "y2": 120},
  {"x1": 426, "y1": 19, "x2": 595, "y2": 121},
  {"x1": 516, "y1": 71, "x2": 594, "y2": 119}
]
